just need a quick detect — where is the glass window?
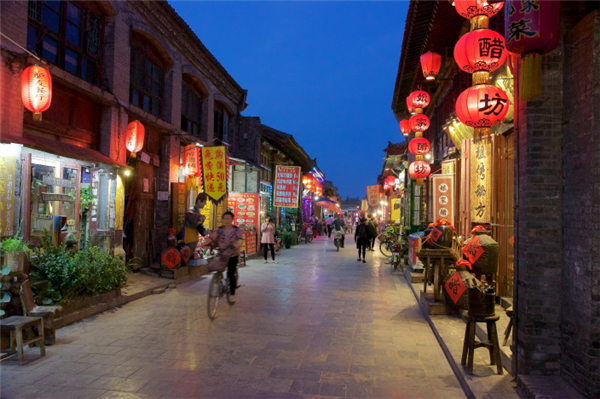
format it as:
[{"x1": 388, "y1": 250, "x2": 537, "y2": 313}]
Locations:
[
  {"x1": 30, "y1": 163, "x2": 57, "y2": 238},
  {"x1": 61, "y1": 167, "x2": 78, "y2": 227},
  {"x1": 130, "y1": 50, "x2": 163, "y2": 118},
  {"x1": 42, "y1": 2, "x2": 60, "y2": 33},
  {"x1": 42, "y1": 36, "x2": 58, "y2": 64},
  {"x1": 64, "y1": 48, "x2": 78, "y2": 74},
  {"x1": 27, "y1": 25, "x2": 38, "y2": 53}
]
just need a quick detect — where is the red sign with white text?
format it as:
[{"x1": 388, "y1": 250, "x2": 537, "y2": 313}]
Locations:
[
  {"x1": 228, "y1": 193, "x2": 259, "y2": 229},
  {"x1": 274, "y1": 165, "x2": 301, "y2": 208},
  {"x1": 366, "y1": 185, "x2": 381, "y2": 208}
]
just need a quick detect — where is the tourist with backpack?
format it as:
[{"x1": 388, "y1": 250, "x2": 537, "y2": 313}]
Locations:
[{"x1": 355, "y1": 218, "x2": 369, "y2": 263}]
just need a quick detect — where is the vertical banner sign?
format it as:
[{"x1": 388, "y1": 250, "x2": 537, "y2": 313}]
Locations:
[
  {"x1": 201, "y1": 146, "x2": 227, "y2": 203},
  {"x1": 183, "y1": 145, "x2": 201, "y2": 177},
  {"x1": 470, "y1": 142, "x2": 492, "y2": 223},
  {"x1": 228, "y1": 193, "x2": 259, "y2": 229},
  {"x1": 361, "y1": 199, "x2": 369, "y2": 212},
  {"x1": 171, "y1": 183, "x2": 187, "y2": 234},
  {"x1": 274, "y1": 165, "x2": 301, "y2": 208},
  {"x1": 366, "y1": 185, "x2": 380, "y2": 208},
  {"x1": 432, "y1": 175, "x2": 455, "y2": 225},
  {"x1": 115, "y1": 175, "x2": 124, "y2": 230},
  {"x1": 391, "y1": 198, "x2": 401, "y2": 222},
  {"x1": 0, "y1": 156, "x2": 16, "y2": 237},
  {"x1": 441, "y1": 160, "x2": 456, "y2": 175}
]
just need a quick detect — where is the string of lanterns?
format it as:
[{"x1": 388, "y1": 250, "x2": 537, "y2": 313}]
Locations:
[
  {"x1": 406, "y1": 89, "x2": 431, "y2": 185},
  {"x1": 302, "y1": 173, "x2": 322, "y2": 196}
]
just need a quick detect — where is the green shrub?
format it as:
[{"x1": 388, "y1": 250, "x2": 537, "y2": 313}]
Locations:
[{"x1": 282, "y1": 232, "x2": 294, "y2": 248}]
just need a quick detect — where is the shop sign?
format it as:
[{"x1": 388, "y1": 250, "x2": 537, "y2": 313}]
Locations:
[
  {"x1": 115, "y1": 176, "x2": 124, "y2": 231},
  {"x1": 444, "y1": 271, "x2": 466, "y2": 304},
  {"x1": 274, "y1": 165, "x2": 301, "y2": 208},
  {"x1": 441, "y1": 159, "x2": 456, "y2": 175},
  {"x1": 183, "y1": 145, "x2": 200, "y2": 176},
  {"x1": 0, "y1": 156, "x2": 16, "y2": 237},
  {"x1": 242, "y1": 231, "x2": 258, "y2": 255},
  {"x1": 432, "y1": 175, "x2": 455, "y2": 226},
  {"x1": 366, "y1": 185, "x2": 380, "y2": 208},
  {"x1": 42, "y1": 175, "x2": 75, "y2": 188},
  {"x1": 391, "y1": 198, "x2": 401, "y2": 222},
  {"x1": 161, "y1": 247, "x2": 181, "y2": 269},
  {"x1": 228, "y1": 193, "x2": 259, "y2": 228},
  {"x1": 41, "y1": 193, "x2": 73, "y2": 202},
  {"x1": 470, "y1": 142, "x2": 492, "y2": 223},
  {"x1": 361, "y1": 199, "x2": 368, "y2": 211},
  {"x1": 171, "y1": 183, "x2": 187, "y2": 234},
  {"x1": 201, "y1": 146, "x2": 227, "y2": 203},
  {"x1": 139, "y1": 152, "x2": 151, "y2": 164}
]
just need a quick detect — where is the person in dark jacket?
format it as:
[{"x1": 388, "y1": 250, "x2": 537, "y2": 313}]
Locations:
[
  {"x1": 366, "y1": 217, "x2": 378, "y2": 251},
  {"x1": 355, "y1": 218, "x2": 369, "y2": 263}
]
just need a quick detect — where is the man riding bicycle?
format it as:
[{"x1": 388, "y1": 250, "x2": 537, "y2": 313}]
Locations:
[{"x1": 332, "y1": 214, "x2": 346, "y2": 248}]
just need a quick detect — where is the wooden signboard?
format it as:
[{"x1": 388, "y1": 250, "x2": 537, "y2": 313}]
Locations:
[
  {"x1": 470, "y1": 141, "x2": 492, "y2": 223},
  {"x1": 432, "y1": 175, "x2": 455, "y2": 225},
  {"x1": 171, "y1": 183, "x2": 187, "y2": 234},
  {"x1": 0, "y1": 156, "x2": 16, "y2": 237}
]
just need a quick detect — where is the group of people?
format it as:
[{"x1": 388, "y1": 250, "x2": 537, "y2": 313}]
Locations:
[{"x1": 354, "y1": 217, "x2": 379, "y2": 263}]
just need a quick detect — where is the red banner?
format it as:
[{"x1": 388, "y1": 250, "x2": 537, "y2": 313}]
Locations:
[
  {"x1": 228, "y1": 193, "x2": 259, "y2": 229},
  {"x1": 274, "y1": 165, "x2": 301, "y2": 208},
  {"x1": 366, "y1": 185, "x2": 381, "y2": 208},
  {"x1": 242, "y1": 231, "x2": 258, "y2": 255}
]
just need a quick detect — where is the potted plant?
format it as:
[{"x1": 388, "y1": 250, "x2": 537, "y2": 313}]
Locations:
[
  {"x1": 282, "y1": 231, "x2": 293, "y2": 249},
  {"x1": 0, "y1": 235, "x2": 29, "y2": 273}
]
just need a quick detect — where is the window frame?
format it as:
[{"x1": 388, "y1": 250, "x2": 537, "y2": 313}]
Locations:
[
  {"x1": 129, "y1": 41, "x2": 164, "y2": 118},
  {"x1": 181, "y1": 79, "x2": 203, "y2": 138}
]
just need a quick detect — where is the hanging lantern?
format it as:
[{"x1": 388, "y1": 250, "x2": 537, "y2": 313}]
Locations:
[
  {"x1": 409, "y1": 161, "x2": 431, "y2": 185},
  {"x1": 406, "y1": 96, "x2": 416, "y2": 115},
  {"x1": 454, "y1": 29, "x2": 507, "y2": 84},
  {"x1": 456, "y1": 84, "x2": 509, "y2": 139},
  {"x1": 420, "y1": 52, "x2": 442, "y2": 80},
  {"x1": 407, "y1": 90, "x2": 431, "y2": 113},
  {"x1": 454, "y1": 0, "x2": 504, "y2": 29},
  {"x1": 125, "y1": 121, "x2": 145, "y2": 154},
  {"x1": 408, "y1": 137, "x2": 431, "y2": 155},
  {"x1": 384, "y1": 176, "x2": 396, "y2": 192},
  {"x1": 505, "y1": 0, "x2": 560, "y2": 101},
  {"x1": 399, "y1": 119, "x2": 412, "y2": 136},
  {"x1": 21, "y1": 65, "x2": 52, "y2": 121},
  {"x1": 182, "y1": 145, "x2": 201, "y2": 176},
  {"x1": 409, "y1": 114, "x2": 430, "y2": 133}
]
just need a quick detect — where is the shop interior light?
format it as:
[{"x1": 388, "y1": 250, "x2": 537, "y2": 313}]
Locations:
[
  {"x1": 124, "y1": 170, "x2": 131, "y2": 176},
  {"x1": 425, "y1": 154, "x2": 432, "y2": 160}
]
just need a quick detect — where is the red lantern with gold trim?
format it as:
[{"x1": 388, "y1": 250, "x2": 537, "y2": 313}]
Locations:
[
  {"x1": 125, "y1": 121, "x2": 145, "y2": 154},
  {"x1": 420, "y1": 52, "x2": 442, "y2": 80},
  {"x1": 409, "y1": 161, "x2": 431, "y2": 180},
  {"x1": 454, "y1": 29, "x2": 507, "y2": 75},
  {"x1": 399, "y1": 119, "x2": 411, "y2": 136},
  {"x1": 456, "y1": 84, "x2": 509, "y2": 139},
  {"x1": 407, "y1": 90, "x2": 430, "y2": 111},
  {"x1": 21, "y1": 65, "x2": 52, "y2": 121},
  {"x1": 408, "y1": 137, "x2": 431, "y2": 156},
  {"x1": 454, "y1": 0, "x2": 504, "y2": 21},
  {"x1": 409, "y1": 114, "x2": 430, "y2": 132}
]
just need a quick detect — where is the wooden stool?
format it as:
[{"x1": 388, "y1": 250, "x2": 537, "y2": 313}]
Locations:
[
  {"x1": 461, "y1": 314, "x2": 503, "y2": 375},
  {"x1": 503, "y1": 306, "x2": 513, "y2": 346},
  {"x1": 0, "y1": 316, "x2": 46, "y2": 365}
]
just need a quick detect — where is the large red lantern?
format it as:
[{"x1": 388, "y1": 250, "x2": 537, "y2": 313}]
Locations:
[
  {"x1": 456, "y1": 84, "x2": 509, "y2": 138},
  {"x1": 407, "y1": 90, "x2": 430, "y2": 111},
  {"x1": 182, "y1": 144, "x2": 200, "y2": 176},
  {"x1": 454, "y1": 29, "x2": 507, "y2": 77},
  {"x1": 408, "y1": 137, "x2": 431, "y2": 156},
  {"x1": 21, "y1": 65, "x2": 52, "y2": 121},
  {"x1": 406, "y1": 96, "x2": 416, "y2": 115},
  {"x1": 454, "y1": 0, "x2": 504, "y2": 21},
  {"x1": 505, "y1": 0, "x2": 560, "y2": 101},
  {"x1": 409, "y1": 114, "x2": 430, "y2": 132},
  {"x1": 399, "y1": 119, "x2": 411, "y2": 136},
  {"x1": 409, "y1": 161, "x2": 431, "y2": 184},
  {"x1": 125, "y1": 121, "x2": 145, "y2": 154},
  {"x1": 384, "y1": 176, "x2": 396, "y2": 191},
  {"x1": 420, "y1": 52, "x2": 442, "y2": 80}
]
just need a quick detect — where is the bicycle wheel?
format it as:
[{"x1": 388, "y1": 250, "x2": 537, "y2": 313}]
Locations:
[
  {"x1": 207, "y1": 272, "x2": 221, "y2": 319},
  {"x1": 335, "y1": 239, "x2": 340, "y2": 252},
  {"x1": 379, "y1": 241, "x2": 392, "y2": 257}
]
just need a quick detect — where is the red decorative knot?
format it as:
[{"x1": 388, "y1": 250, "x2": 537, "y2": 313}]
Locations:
[
  {"x1": 471, "y1": 225, "x2": 487, "y2": 234},
  {"x1": 455, "y1": 84, "x2": 509, "y2": 128},
  {"x1": 409, "y1": 114, "x2": 431, "y2": 132},
  {"x1": 456, "y1": 259, "x2": 473, "y2": 270},
  {"x1": 409, "y1": 161, "x2": 431, "y2": 179},
  {"x1": 454, "y1": 29, "x2": 507, "y2": 74},
  {"x1": 454, "y1": 0, "x2": 504, "y2": 20},
  {"x1": 125, "y1": 121, "x2": 145, "y2": 153},
  {"x1": 420, "y1": 52, "x2": 442, "y2": 80},
  {"x1": 399, "y1": 119, "x2": 412, "y2": 136},
  {"x1": 408, "y1": 137, "x2": 431, "y2": 155},
  {"x1": 408, "y1": 90, "x2": 431, "y2": 109}
]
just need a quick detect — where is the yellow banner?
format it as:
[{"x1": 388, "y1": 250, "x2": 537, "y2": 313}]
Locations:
[
  {"x1": 391, "y1": 198, "x2": 401, "y2": 222},
  {"x1": 0, "y1": 156, "x2": 16, "y2": 237},
  {"x1": 361, "y1": 199, "x2": 368, "y2": 211},
  {"x1": 470, "y1": 141, "x2": 492, "y2": 223},
  {"x1": 115, "y1": 175, "x2": 124, "y2": 230},
  {"x1": 201, "y1": 146, "x2": 227, "y2": 203}
]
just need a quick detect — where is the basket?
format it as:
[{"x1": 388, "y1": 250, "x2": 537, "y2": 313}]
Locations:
[
  {"x1": 208, "y1": 255, "x2": 230, "y2": 272},
  {"x1": 377, "y1": 234, "x2": 387, "y2": 242}
]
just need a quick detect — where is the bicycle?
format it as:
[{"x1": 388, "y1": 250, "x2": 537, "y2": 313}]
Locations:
[
  {"x1": 333, "y1": 229, "x2": 343, "y2": 252},
  {"x1": 379, "y1": 233, "x2": 399, "y2": 257},
  {"x1": 206, "y1": 253, "x2": 239, "y2": 320}
]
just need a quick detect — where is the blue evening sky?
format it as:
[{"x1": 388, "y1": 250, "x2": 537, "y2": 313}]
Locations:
[{"x1": 169, "y1": 1, "x2": 408, "y2": 199}]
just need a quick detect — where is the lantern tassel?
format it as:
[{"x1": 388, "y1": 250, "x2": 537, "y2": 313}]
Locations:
[
  {"x1": 33, "y1": 111, "x2": 42, "y2": 121},
  {"x1": 519, "y1": 53, "x2": 543, "y2": 102},
  {"x1": 416, "y1": 178, "x2": 424, "y2": 186}
]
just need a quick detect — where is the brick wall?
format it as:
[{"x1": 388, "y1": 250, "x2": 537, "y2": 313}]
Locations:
[{"x1": 560, "y1": 10, "x2": 600, "y2": 398}]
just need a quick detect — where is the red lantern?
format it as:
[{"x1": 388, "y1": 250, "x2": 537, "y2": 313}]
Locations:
[
  {"x1": 408, "y1": 90, "x2": 430, "y2": 110},
  {"x1": 454, "y1": 0, "x2": 504, "y2": 20},
  {"x1": 125, "y1": 121, "x2": 145, "y2": 153},
  {"x1": 455, "y1": 84, "x2": 510, "y2": 129},
  {"x1": 183, "y1": 144, "x2": 200, "y2": 176},
  {"x1": 420, "y1": 52, "x2": 442, "y2": 80},
  {"x1": 406, "y1": 96, "x2": 416, "y2": 115},
  {"x1": 504, "y1": 0, "x2": 560, "y2": 101},
  {"x1": 399, "y1": 119, "x2": 412, "y2": 136},
  {"x1": 21, "y1": 65, "x2": 52, "y2": 121},
  {"x1": 408, "y1": 137, "x2": 431, "y2": 155},
  {"x1": 409, "y1": 114, "x2": 430, "y2": 132},
  {"x1": 384, "y1": 176, "x2": 396, "y2": 191},
  {"x1": 409, "y1": 161, "x2": 431, "y2": 179},
  {"x1": 454, "y1": 29, "x2": 507, "y2": 74}
]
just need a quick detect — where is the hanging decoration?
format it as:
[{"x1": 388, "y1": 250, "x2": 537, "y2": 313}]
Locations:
[
  {"x1": 200, "y1": 146, "x2": 228, "y2": 204},
  {"x1": 456, "y1": 84, "x2": 509, "y2": 139},
  {"x1": 407, "y1": 89, "x2": 431, "y2": 113},
  {"x1": 409, "y1": 114, "x2": 430, "y2": 132},
  {"x1": 314, "y1": 181, "x2": 323, "y2": 197},
  {"x1": 383, "y1": 176, "x2": 396, "y2": 192},
  {"x1": 408, "y1": 137, "x2": 431, "y2": 156},
  {"x1": 406, "y1": 96, "x2": 416, "y2": 115},
  {"x1": 21, "y1": 65, "x2": 52, "y2": 121},
  {"x1": 454, "y1": 28, "x2": 507, "y2": 84},
  {"x1": 454, "y1": 0, "x2": 504, "y2": 29},
  {"x1": 409, "y1": 161, "x2": 431, "y2": 180},
  {"x1": 420, "y1": 52, "x2": 442, "y2": 80},
  {"x1": 125, "y1": 121, "x2": 145, "y2": 154},
  {"x1": 504, "y1": 0, "x2": 560, "y2": 101},
  {"x1": 399, "y1": 119, "x2": 412, "y2": 137},
  {"x1": 182, "y1": 145, "x2": 201, "y2": 176}
]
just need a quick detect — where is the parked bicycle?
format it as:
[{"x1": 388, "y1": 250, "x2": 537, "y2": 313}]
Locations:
[{"x1": 206, "y1": 254, "x2": 238, "y2": 320}]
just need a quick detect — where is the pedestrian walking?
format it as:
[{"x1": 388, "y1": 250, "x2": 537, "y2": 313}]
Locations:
[
  {"x1": 355, "y1": 218, "x2": 369, "y2": 263},
  {"x1": 326, "y1": 215, "x2": 335, "y2": 237},
  {"x1": 261, "y1": 216, "x2": 277, "y2": 264},
  {"x1": 367, "y1": 217, "x2": 378, "y2": 251},
  {"x1": 317, "y1": 218, "x2": 324, "y2": 237}
]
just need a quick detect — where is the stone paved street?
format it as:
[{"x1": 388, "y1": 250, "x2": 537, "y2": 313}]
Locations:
[{"x1": 1, "y1": 236, "x2": 465, "y2": 399}]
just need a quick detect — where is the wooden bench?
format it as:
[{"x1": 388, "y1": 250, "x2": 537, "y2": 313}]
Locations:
[
  {"x1": 0, "y1": 316, "x2": 45, "y2": 364},
  {"x1": 20, "y1": 280, "x2": 62, "y2": 345}
]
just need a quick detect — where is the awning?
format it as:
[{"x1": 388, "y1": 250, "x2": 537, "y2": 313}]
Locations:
[
  {"x1": 2, "y1": 133, "x2": 130, "y2": 168},
  {"x1": 314, "y1": 197, "x2": 340, "y2": 212}
]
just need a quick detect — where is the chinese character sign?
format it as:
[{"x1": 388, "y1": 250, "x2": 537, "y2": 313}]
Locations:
[
  {"x1": 366, "y1": 185, "x2": 381, "y2": 208},
  {"x1": 228, "y1": 193, "x2": 259, "y2": 229},
  {"x1": 183, "y1": 145, "x2": 201, "y2": 176},
  {"x1": 274, "y1": 166, "x2": 301, "y2": 208},
  {"x1": 391, "y1": 198, "x2": 401, "y2": 222},
  {"x1": 432, "y1": 175, "x2": 455, "y2": 226},
  {"x1": 201, "y1": 146, "x2": 227, "y2": 203},
  {"x1": 470, "y1": 142, "x2": 492, "y2": 223},
  {"x1": 0, "y1": 156, "x2": 16, "y2": 237},
  {"x1": 361, "y1": 199, "x2": 368, "y2": 212}
]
